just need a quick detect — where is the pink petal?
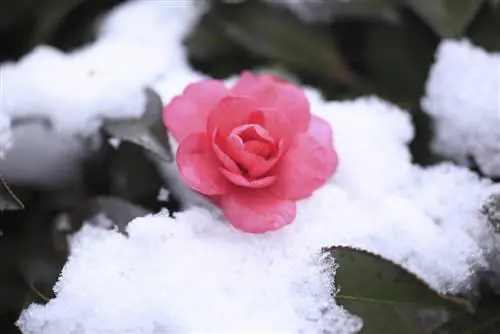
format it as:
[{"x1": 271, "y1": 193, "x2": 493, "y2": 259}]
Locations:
[
  {"x1": 221, "y1": 189, "x2": 296, "y2": 233},
  {"x1": 244, "y1": 140, "x2": 270, "y2": 157},
  {"x1": 220, "y1": 169, "x2": 276, "y2": 188},
  {"x1": 269, "y1": 132, "x2": 338, "y2": 200},
  {"x1": 307, "y1": 115, "x2": 334, "y2": 149},
  {"x1": 206, "y1": 95, "x2": 256, "y2": 139},
  {"x1": 232, "y1": 72, "x2": 310, "y2": 132},
  {"x1": 212, "y1": 131, "x2": 240, "y2": 174},
  {"x1": 258, "y1": 83, "x2": 311, "y2": 132},
  {"x1": 231, "y1": 71, "x2": 276, "y2": 96},
  {"x1": 307, "y1": 115, "x2": 339, "y2": 177},
  {"x1": 163, "y1": 80, "x2": 229, "y2": 142},
  {"x1": 225, "y1": 134, "x2": 266, "y2": 172},
  {"x1": 235, "y1": 123, "x2": 274, "y2": 144},
  {"x1": 255, "y1": 108, "x2": 294, "y2": 151},
  {"x1": 176, "y1": 133, "x2": 229, "y2": 195}
]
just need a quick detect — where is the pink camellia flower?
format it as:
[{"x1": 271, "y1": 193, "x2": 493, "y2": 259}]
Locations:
[{"x1": 163, "y1": 71, "x2": 338, "y2": 233}]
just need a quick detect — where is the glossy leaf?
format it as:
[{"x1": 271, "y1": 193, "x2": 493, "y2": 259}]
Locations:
[
  {"x1": 210, "y1": 0, "x2": 359, "y2": 86},
  {"x1": 406, "y1": 0, "x2": 484, "y2": 38},
  {"x1": 327, "y1": 246, "x2": 473, "y2": 333},
  {"x1": 103, "y1": 88, "x2": 172, "y2": 163}
]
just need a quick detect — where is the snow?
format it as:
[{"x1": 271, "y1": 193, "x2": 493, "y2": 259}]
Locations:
[
  {"x1": 8, "y1": 1, "x2": 500, "y2": 333},
  {"x1": 17, "y1": 94, "x2": 500, "y2": 333},
  {"x1": 422, "y1": 39, "x2": 500, "y2": 178},
  {"x1": 0, "y1": 0, "x2": 204, "y2": 187}
]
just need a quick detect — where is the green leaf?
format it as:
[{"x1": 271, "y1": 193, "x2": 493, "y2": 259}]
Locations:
[
  {"x1": 467, "y1": 3, "x2": 500, "y2": 52},
  {"x1": 211, "y1": 0, "x2": 360, "y2": 86},
  {"x1": 432, "y1": 294, "x2": 500, "y2": 333},
  {"x1": 103, "y1": 88, "x2": 172, "y2": 163},
  {"x1": 327, "y1": 246, "x2": 474, "y2": 333},
  {"x1": 68, "y1": 196, "x2": 151, "y2": 234},
  {"x1": 362, "y1": 13, "x2": 439, "y2": 104},
  {"x1": 184, "y1": 13, "x2": 238, "y2": 61},
  {"x1": 326, "y1": 0, "x2": 401, "y2": 20},
  {"x1": 406, "y1": 0, "x2": 484, "y2": 38},
  {"x1": 0, "y1": 175, "x2": 24, "y2": 210}
]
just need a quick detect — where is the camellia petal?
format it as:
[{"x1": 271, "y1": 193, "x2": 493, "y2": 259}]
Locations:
[
  {"x1": 254, "y1": 108, "x2": 294, "y2": 152},
  {"x1": 212, "y1": 130, "x2": 241, "y2": 174},
  {"x1": 258, "y1": 83, "x2": 311, "y2": 132},
  {"x1": 176, "y1": 133, "x2": 229, "y2": 195},
  {"x1": 232, "y1": 72, "x2": 310, "y2": 132},
  {"x1": 221, "y1": 189, "x2": 296, "y2": 233},
  {"x1": 231, "y1": 71, "x2": 276, "y2": 96},
  {"x1": 307, "y1": 115, "x2": 334, "y2": 149},
  {"x1": 163, "y1": 80, "x2": 228, "y2": 142},
  {"x1": 220, "y1": 169, "x2": 276, "y2": 188},
  {"x1": 269, "y1": 133, "x2": 338, "y2": 200},
  {"x1": 307, "y1": 115, "x2": 339, "y2": 174},
  {"x1": 207, "y1": 95, "x2": 256, "y2": 140}
]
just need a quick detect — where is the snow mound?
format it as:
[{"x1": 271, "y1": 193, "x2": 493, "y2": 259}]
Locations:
[
  {"x1": 0, "y1": 0, "x2": 203, "y2": 187},
  {"x1": 17, "y1": 93, "x2": 500, "y2": 333},
  {"x1": 422, "y1": 39, "x2": 500, "y2": 177}
]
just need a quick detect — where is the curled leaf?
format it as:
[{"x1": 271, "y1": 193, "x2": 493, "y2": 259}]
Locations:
[{"x1": 103, "y1": 88, "x2": 172, "y2": 162}]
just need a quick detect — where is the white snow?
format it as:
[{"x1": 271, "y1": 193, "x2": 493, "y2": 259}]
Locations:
[
  {"x1": 0, "y1": 113, "x2": 12, "y2": 158},
  {"x1": 9, "y1": 1, "x2": 500, "y2": 333},
  {"x1": 156, "y1": 187, "x2": 170, "y2": 202},
  {"x1": 422, "y1": 39, "x2": 500, "y2": 177},
  {"x1": 0, "y1": 0, "x2": 204, "y2": 187},
  {"x1": 17, "y1": 94, "x2": 500, "y2": 333}
]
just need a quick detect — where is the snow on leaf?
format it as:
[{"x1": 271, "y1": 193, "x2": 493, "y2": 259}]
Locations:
[
  {"x1": 327, "y1": 246, "x2": 474, "y2": 333},
  {"x1": 103, "y1": 88, "x2": 172, "y2": 163}
]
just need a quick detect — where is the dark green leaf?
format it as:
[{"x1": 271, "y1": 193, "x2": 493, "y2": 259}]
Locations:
[
  {"x1": 467, "y1": 3, "x2": 500, "y2": 52},
  {"x1": 184, "y1": 13, "x2": 238, "y2": 61},
  {"x1": 327, "y1": 246, "x2": 473, "y2": 333},
  {"x1": 326, "y1": 0, "x2": 401, "y2": 20},
  {"x1": 107, "y1": 142, "x2": 165, "y2": 209},
  {"x1": 103, "y1": 88, "x2": 172, "y2": 163},
  {"x1": 68, "y1": 196, "x2": 151, "y2": 234},
  {"x1": 0, "y1": 175, "x2": 24, "y2": 210},
  {"x1": 211, "y1": 0, "x2": 360, "y2": 86},
  {"x1": 362, "y1": 12, "x2": 439, "y2": 104},
  {"x1": 406, "y1": 0, "x2": 484, "y2": 38},
  {"x1": 433, "y1": 295, "x2": 500, "y2": 333}
]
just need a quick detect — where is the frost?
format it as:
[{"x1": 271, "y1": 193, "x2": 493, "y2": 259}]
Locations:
[
  {"x1": 17, "y1": 95, "x2": 500, "y2": 334},
  {"x1": 422, "y1": 39, "x2": 500, "y2": 177}
]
